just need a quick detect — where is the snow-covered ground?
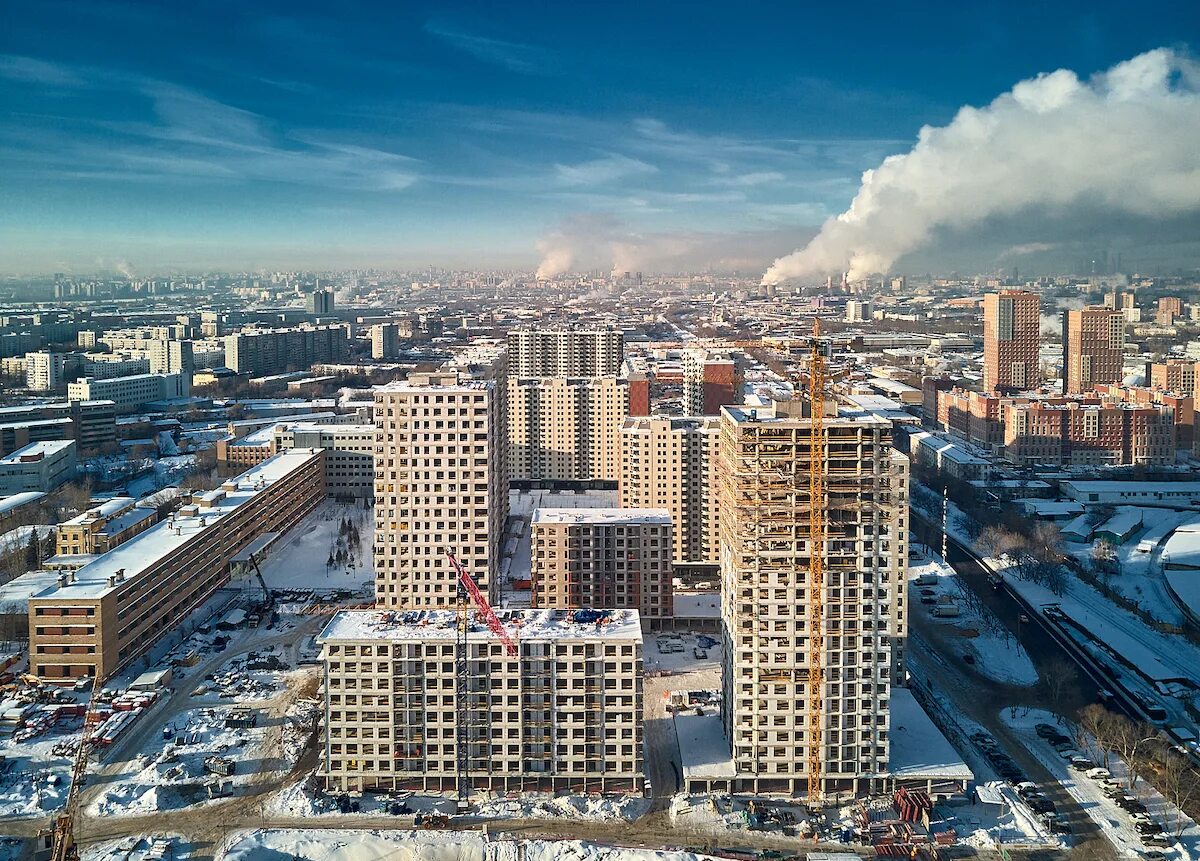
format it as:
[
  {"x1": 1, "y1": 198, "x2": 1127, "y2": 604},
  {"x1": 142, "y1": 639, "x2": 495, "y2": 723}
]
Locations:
[
  {"x1": 908, "y1": 548, "x2": 1038, "y2": 686},
  {"x1": 220, "y1": 830, "x2": 721, "y2": 861},
  {"x1": 252, "y1": 501, "x2": 374, "y2": 594},
  {"x1": 1065, "y1": 506, "x2": 1196, "y2": 627},
  {"x1": 644, "y1": 631, "x2": 722, "y2": 678},
  {"x1": 82, "y1": 834, "x2": 186, "y2": 861},
  {"x1": 125, "y1": 454, "x2": 198, "y2": 498},
  {"x1": 0, "y1": 720, "x2": 78, "y2": 817},
  {"x1": 1003, "y1": 706, "x2": 1200, "y2": 861},
  {"x1": 85, "y1": 705, "x2": 276, "y2": 817},
  {"x1": 267, "y1": 778, "x2": 647, "y2": 822}
]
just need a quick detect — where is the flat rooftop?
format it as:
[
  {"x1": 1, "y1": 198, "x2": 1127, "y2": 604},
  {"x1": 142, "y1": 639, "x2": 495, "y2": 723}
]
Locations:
[
  {"x1": 318, "y1": 608, "x2": 643, "y2": 644},
  {"x1": 532, "y1": 507, "x2": 672, "y2": 526},
  {"x1": 0, "y1": 492, "x2": 46, "y2": 516},
  {"x1": 0, "y1": 440, "x2": 75, "y2": 463},
  {"x1": 676, "y1": 712, "x2": 737, "y2": 780},
  {"x1": 887, "y1": 688, "x2": 973, "y2": 781},
  {"x1": 722, "y1": 404, "x2": 890, "y2": 428},
  {"x1": 29, "y1": 448, "x2": 322, "y2": 603}
]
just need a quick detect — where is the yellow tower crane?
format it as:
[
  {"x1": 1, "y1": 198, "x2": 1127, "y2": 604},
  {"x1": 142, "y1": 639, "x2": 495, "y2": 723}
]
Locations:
[{"x1": 807, "y1": 319, "x2": 826, "y2": 804}]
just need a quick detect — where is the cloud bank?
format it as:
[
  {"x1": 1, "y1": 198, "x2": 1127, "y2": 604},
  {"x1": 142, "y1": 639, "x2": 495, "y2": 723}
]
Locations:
[
  {"x1": 536, "y1": 215, "x2": 812, "y2": 278},
  {"x1": 763, "y1": 48, "x2": 1200, "y2": 284}
]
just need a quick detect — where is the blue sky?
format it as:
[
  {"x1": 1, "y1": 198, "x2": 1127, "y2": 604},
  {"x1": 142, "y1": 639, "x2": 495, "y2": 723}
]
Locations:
[{"x1": 1, "y1": 0, "x2": 1197, "y2": 273}]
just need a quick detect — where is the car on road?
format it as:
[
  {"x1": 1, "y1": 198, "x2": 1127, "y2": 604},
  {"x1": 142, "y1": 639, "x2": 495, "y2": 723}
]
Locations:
[
  {"x1": 1141, "y1": 850, "x2": 1169, "y2": 860},
  {"x1": 1068, "y1": 755, "x2": 1093, "y2": 770},
  {"x1": 693, "y1": 648, "x2": 708, "y2": 659},
  {"x1": 1035, "y1": 723, "x2": 1060, "y2": 739}
]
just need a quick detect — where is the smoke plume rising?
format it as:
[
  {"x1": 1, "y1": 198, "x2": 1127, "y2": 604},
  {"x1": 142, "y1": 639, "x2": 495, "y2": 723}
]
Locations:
[{"x1": 763, "y1": 49, "x2": 1200, "y2": 285}]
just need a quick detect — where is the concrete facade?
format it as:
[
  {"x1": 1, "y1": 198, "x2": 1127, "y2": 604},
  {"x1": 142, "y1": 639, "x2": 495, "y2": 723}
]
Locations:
[
  {"x1": 508, "y1": 327, "x2": 623, "y2": 377},
  {"x1": 373, "y1": 374, "x2": 505, "y2": 609},
  {"x1": 317, "y1": 608, "x2": 644, "y2": 794},
  {"x1": 983, "y1": 290, "x2": 1040, "y2": 392},
  {"x1": 718, "y1": 402, "x2": 910, "y2": 797},
  {"x1": 507, "y1": 376, "x2": 629, "y2": 482}
]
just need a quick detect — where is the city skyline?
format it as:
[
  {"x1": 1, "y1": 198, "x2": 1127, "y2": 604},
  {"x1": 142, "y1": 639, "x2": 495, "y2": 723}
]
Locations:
[{"x1": 2, "y1": 1, "x2": 1199, "y2": 275}]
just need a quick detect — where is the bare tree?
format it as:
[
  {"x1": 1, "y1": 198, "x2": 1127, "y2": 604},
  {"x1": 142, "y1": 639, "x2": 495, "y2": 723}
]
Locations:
[
  {"x1": 1154, "y1": 748, "x2": 1200, "y2": 836},
  {"x1": 1040, "y1": 657, "x2": 1077, "y2": 720},
  {"x1": 1076, "y1": 704, "x2": 1117, "y2": 770}
]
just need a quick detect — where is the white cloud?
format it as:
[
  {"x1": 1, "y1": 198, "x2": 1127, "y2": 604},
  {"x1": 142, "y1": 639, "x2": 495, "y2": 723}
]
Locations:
[
  {"x1": 764, "y1": 48, "x2": 1200, "y2": 284},
  {"x1": 554, "y1": 155, "x2": 657, "y2": 186}
]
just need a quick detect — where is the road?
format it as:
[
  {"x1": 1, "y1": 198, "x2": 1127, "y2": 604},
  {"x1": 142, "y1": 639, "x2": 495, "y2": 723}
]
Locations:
[{"x1": 909, "y1": 516, "x2": 1116, "y2": 861}]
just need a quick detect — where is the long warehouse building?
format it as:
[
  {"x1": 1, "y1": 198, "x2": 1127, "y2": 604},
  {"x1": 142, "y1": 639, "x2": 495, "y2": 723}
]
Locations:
[{"x1": 28, "y1": 448, "x2": 326, "y2": 681}]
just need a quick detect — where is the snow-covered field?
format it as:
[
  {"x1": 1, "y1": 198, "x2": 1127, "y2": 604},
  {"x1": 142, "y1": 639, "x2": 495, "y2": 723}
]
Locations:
[
  {"x1": 0, "y1": 722, "x2": 77, "y2": 817},
  {"x1": 908, "y1": 549, "x2": 1038, "y2": 686},
  {"x1": 85, "y1": 705, "x2": 275, "y2": 817},
  {"x1": 1065, "y1": 506, "x2": 1197, "y2": 627},
  {"x1": 219, "y1": 830, "x2": 720, "y2": 861},
  {"x1": 253, "y1": 501, "x2": 374, "y2": 593}
]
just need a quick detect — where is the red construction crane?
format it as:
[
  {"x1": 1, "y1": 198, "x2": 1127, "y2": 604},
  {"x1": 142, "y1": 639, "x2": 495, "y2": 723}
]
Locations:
[{"x1": 446, "y1": 551, "x2": 517, "y2": 656}]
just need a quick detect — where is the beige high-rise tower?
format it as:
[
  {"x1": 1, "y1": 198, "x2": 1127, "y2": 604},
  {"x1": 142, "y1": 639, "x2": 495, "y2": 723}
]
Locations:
[
  {"x1": 373, "y1": 372, "x2": 506, "y2": 608},
  {"x1": 718, "y1": 400, "x2": 909, "y2": 796},
  {"x1": 619, "y1": 416, "x2": 720, "y2": 566},
  {"x1": 506, "y1": 376, "x2": 629, "y2": 481}
]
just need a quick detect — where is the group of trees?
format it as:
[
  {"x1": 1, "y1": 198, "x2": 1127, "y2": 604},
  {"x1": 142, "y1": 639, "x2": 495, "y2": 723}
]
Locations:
[
  {"x1": 326, "y1": 514, "x2": 364, "y2": 570},
  {"x1": 975, "y1": 521, "x2": 1069, "y2": 595},
  {"x1": 1076, "y1": 704, "x2": 1200, "y2": 832}
]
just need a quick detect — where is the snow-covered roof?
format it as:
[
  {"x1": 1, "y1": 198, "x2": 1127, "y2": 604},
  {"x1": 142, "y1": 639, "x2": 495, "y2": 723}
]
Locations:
[
  {"x1": 1163, "y1": 520, "x2": 1200, "y2": 570},
  {"x1": 0, "y1": 440, "x2": 74, "y2": 463},
  {"x1": 0, "y1": 492, "x2": 46, "y2": 516},
  {"x1": 675, "y1": 712, "x2": 736, "y2": 779},
  {"x1": 1096, "y1": 507, "x2": 1143, "y2": 538},
  {"x1": 318, "y1": 608, "x2": 643, "y2": 644},
  {"x1": 1020, "y1": 500, "x2": 1085, "y2": 518},
  {"x1": 531, "y1": 508, "x2": 672, "y2": 526},
  {"x1": 28, "y1": 448, "x2": 323, "y2": 602},
  {"x1": 887, "y1": 688, "x2": 973, "y2": 781},
  {"x1": 0, "y1": 569, "x2": 64, "y2": 609},
  {"x1": 672, "y1": 592, "x2": 721, "y2": 619}
]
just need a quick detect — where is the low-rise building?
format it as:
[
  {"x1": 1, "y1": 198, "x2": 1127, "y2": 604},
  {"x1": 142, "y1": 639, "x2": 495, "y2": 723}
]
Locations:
[
  {"x1": 531, "y1": 508, "x2": 673, "y2": 625},
  {"x1": 55, "y1": 497, "x2": 158, "y2": 556},
  {"x1": 317, "y1": 608, "x2": 644, "y2": 794},
  {"x1": 28, "y1": 448, "x2": 325, "y2": 681},
  {"x1": 0, "y1": 441, "x2": 77, "y2": 494},
  {"x1": 67, "y1": 373, "x2": 188, "y2": 414},
  {"x1": 273, "y1": 422, "x2": 375, "y2": 498}
]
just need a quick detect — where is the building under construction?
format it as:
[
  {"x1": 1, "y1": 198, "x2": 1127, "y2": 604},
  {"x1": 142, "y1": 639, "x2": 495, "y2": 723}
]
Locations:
[
  {"x1": 718, "y1": 399, "x2": 910, "y2": 797},
  {"x1": 317, "y1": 607, "x2": 644, "y2": 794}
]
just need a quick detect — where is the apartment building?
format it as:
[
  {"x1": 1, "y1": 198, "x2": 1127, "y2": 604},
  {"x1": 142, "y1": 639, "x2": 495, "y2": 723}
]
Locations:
[
  {"x1": 146, "y1": 339, "x2": 194, "y2": 381},
  {"x1": 508, "y1": 326, "x2": 623, "y2": 377},
  {"x1": 373, "y1": 373, "x2": 505, "y2": 608},
  {"x1": 619, "y1": 416, "x2": 720, "y2": 566},
  {"x1": 682, "y1": 350, "x2": 745, "y2": 416},
  {"x1": 82, "y1": 355, "x2": 151, "y2": 380},
  {"x1": 507, "y1": 376, "x2": 629, "y2": 481},
  {"x1": 718, "y1": 401, "x2": 910, "y2": 796},
  {"x1": 55, "y1": 497, "x2": 158, "y2": 556},
  {"x1": 1147, "y1": 359, "x2": 1199, "y2": 396},
  {"x1": 370, "y1": 322, "x2": 405, "y2": 360},
  {"x1": 1003, "y1": 400, "x2": 1174, "y2": 466},
  {"x1": 273, "y1": 422, "x2": 375, "y2": 498},
  {"x1": 27, "y1": 448, "x2": 325, "y2": 681},
  {"x1": 317, "y1": 608, "x2": 644, "y2": 794},
  {"x1": 0, "y1": 441, "x2": 77, "y2": 494},
  {"x1": 531, "y1": 509, "x2": 673, "y2": 625},
  {"x1": 67, "y1": 373, "x2": 188, "y2": 413},
  {"x1": 25, "y1": 352, "x2": 70, "y2": 391},
  {"x1": 982, "y1": 289, "x2": 1040, "y2": 392},
  {"x1": 1096, "y1": 383, "x2": 1195, "y2": 451},
  {"x1": 1063, "y1": 306, "x2": 1125, "y2": 394},
  {"x1": 1156, "y1": 296, "x2": 1184, "y2": 326},
  {"x1": 223, "y1": 324, "x2": 348, "y2": 376}
]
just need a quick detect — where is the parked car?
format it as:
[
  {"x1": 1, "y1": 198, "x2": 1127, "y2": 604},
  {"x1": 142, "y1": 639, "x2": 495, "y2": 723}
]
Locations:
[
  {"x1": 1085, "y1": 767, "x2": 1112, "y2": 781},
  {"x1": 1068, "y1": 755, "x2": 1093, "y2": 770}
]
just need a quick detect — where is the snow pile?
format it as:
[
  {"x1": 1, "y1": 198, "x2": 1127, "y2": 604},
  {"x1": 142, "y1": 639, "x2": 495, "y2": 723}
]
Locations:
[
  {"x1": 474, "y1": 792, "x2": 650, "y2": 822},
  {"x1": 0, "y1": 727, "x2": 75, "y2": 816},
  {"x1": 219, "y1": 830, "x2": 720, "y2": 861}
]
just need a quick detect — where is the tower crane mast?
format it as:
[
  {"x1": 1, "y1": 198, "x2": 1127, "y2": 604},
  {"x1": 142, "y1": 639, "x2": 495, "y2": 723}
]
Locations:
[{"x1": 807, "y1": 319, "x2": 827, "y2": 803}]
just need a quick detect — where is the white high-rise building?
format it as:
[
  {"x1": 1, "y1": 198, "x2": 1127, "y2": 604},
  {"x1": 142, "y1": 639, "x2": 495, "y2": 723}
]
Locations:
[
  {"x1": 508, "y1": 326, "x2": 623, "y2": 377},
  {"x1": 25, "y1": 352, "x2": 67, "y2": 391},
  {"x1": 506, "y1": 376, "x2": 629, "y2": 481},
  {"x1": 373, "y1": 373, "x2": 506, "y2": 608},
  {"x1": 718, "y1": 400, "x2": 910, "y2": 796},
  {"x1": 619, "y1": 416, "x2": 720, "y2": 566}
]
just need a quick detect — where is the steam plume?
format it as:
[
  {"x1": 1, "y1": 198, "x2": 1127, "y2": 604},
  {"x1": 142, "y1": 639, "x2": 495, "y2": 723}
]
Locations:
[{"x1": 763, "y1": 49, "x2": 1200, "y2": 285}]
